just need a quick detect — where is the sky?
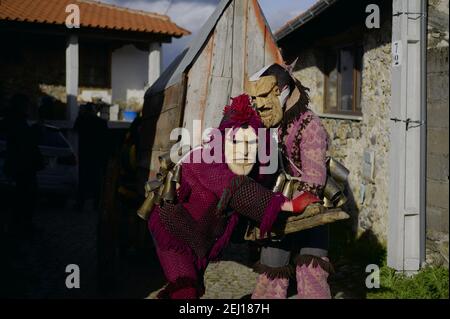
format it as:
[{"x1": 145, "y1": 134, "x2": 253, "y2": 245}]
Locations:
[{"x1": 100, "y1": 0, "x2": 318, "y2": 69}]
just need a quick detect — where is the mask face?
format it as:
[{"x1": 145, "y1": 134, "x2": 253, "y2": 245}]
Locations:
[
  {"x1": 224, "y1": 127, "x2": 258, "y2": 176},
  {"x1": 248, "y1": 75, "x2": 284, "y2": 128}
]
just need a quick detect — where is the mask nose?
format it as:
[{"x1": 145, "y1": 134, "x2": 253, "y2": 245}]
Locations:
[
  {"x1": 243, "y1": 142, "x2": 249, "y2": 158},
  {"x1": 254, "y1": 97, "x2": 266, "y2": 109}
]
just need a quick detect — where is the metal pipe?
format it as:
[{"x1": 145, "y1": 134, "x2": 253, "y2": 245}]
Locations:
[{"x1": 419, "y1": 0, "x2": 428, "y2": 267}]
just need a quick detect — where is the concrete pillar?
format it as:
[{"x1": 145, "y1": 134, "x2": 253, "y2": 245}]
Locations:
[
  {"x1": 66, "y1": 35, "x2": 79, "y2": 167},
  {"x1": 66, "y1": 34, "x2": 79, "y2": 124},
  {"x1": 387, "y1": 0, "x2": 426, "y2": 272},
  {"x1": 148, "y1": 42, "x2": 161, "y2": 87}
]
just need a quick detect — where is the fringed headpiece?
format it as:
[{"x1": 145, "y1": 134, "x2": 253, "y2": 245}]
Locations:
[{"x1": 218, "y1": 94, "x2": 263, "y2": 132}]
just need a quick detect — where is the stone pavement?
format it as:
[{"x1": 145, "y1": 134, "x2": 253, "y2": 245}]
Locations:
[
  {"x1": 0, "y1": 193, "x2": 360, "y2": 299},
  {"x1": 0, "y1": 196, "x2": 167, "y2": 299},
  {"x1": 147, "y1": 243, "x2": 260, "y2": 299},
  {"x1": 146, "y1": 242, "x2": 359, "y2": 299},
  {"x1": 0, "y1": 197, "x2": 99, "y2": 298}
]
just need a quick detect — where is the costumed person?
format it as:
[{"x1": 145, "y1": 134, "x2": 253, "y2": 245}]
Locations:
[
  {"x1": 73, "y1": 102, "x2": 108, "y2": 211},
  {"x1": 248, "y1": 63, "x2": 332, "y2": 299},
  {"x1": 145, "y1": 94, "x2": 320, "y2": 299},
  {"x1": 3, "y1": 94, "x2": 44, "y2": 236}
]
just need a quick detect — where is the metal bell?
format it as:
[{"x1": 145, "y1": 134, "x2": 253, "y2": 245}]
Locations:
[
  {"x1": 145, "y1": 179, "x2": 163, "y2": 195},
  {"x1": 323, "y1": 197, "x2": 334, "y2": 208},
  {"x1": 161, "y1": 171, "x2": 176, "y2": 203},
  {"x1": 335, "y1": 194, "x2": 348, "y2": 208},
  {"x1": 137, "y1": 192, "x2": 156, "y2": 220},
  {"x1": 273, "y1": 173, "x2": 286, "y2": 193},
  {"x1": 282, "y1": 179, "x2": 295, "y2": 199},
  {"x1": 159, "y1": 152, "x2": 175, "y2": 171},
  {"x1": 328, "y1": 158, "x2": 350, "y2": 184},
  {"x1": 324, "y1": 176, "x2": 343, "y2": 203},
  {"x1": 171, "y1": 165, "x2": 182, "y2": 184}
]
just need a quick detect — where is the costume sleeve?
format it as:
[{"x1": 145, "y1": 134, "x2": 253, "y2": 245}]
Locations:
[
  {"x1": 298, "y1": 118, "x2": 328, "y2": 196},
  {"x1": 228, "y1": 176, "x2": 287, "y2": 238}
]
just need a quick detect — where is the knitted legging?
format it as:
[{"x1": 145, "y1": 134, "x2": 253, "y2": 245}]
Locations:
[{"x1": 155, "y1": 247, "x2": 203, "y2": 299}]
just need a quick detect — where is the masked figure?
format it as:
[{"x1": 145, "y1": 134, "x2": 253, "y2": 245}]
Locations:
[
  {"x1": 248, "y1": 64, "x2": 332, "y2": 299},
  {"x1": 146, "y1": 94, "x2": 316, "y2": 299}
]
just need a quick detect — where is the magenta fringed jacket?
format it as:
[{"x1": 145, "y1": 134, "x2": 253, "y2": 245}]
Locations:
[{"x1": 148, "y1": 148, "x2": 287, "y2": 268}]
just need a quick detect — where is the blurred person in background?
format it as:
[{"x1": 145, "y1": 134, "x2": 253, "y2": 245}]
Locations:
[
  {"x1": 74, "y1": 103, "x2": 108, "y2": 211},
  {"x1": 3, "y1": 93, "x2": 44, "y2": 236}
]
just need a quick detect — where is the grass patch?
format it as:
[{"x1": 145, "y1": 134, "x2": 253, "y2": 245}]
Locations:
[
  {"x1": 329, "y1": 222, "x2": 449, "y2": 299},
  {"x1": 367, "y1": 263, "x2": 449, "y2": 299}
]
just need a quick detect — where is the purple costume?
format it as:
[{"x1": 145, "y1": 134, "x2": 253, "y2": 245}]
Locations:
[
  {"x1": 148, "y1": 95, "x2": 286, "y2": 299},
  {"x1": 253, "y1": 95, "x2": 332, "y2": 299},
  {"x1": 280, "y1": 109, "x2": 328, "y2": 194},
  {"x1": 245, "y1": 62, "x2": 331, "y2": 299}
]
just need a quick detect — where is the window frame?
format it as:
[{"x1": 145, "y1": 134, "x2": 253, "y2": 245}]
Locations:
[{"x1": 323, "y1": 43, "x2": 363, "y2": 116}]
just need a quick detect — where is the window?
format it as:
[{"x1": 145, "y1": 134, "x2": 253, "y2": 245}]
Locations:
[{"x1": 324, "y1": 45, "x2": 363, "y2": 116}]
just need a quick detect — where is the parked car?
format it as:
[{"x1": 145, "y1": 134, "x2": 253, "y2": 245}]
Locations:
[{"x1": 0, "y1": 123, "x2": 77, "y2": 197}]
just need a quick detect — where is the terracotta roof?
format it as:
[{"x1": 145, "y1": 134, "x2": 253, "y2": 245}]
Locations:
[{"x1": 0, "y1": 0, "x2": 190, "y2": 37}]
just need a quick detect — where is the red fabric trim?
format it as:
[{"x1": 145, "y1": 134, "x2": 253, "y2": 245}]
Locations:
[{"x1": 259, "y1": 193, "x2": 287, "y2": 238}]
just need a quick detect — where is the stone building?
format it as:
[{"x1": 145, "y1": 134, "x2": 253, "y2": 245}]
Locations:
[
  {"x1": 276, "y1": 0, "x2": 448, "y2": 270},
  {"x1": 0, "y1": 0, "x2": 189, "y2": 123},
  {"x1": 426, "y1": 0, "x2": 449, "y2": 267}
]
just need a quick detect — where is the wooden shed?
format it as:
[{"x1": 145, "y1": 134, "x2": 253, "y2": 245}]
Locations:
[{"x1": 139, "y1": 0, "x2": 282, "y2": 181}]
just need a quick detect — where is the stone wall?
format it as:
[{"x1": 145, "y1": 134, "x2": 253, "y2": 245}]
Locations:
[
  {"x1": 291, "y1": 14, "x2": 393, "y2": 243},
  {"x1": 426, "y1": 0, "x2": 449, "y2": 267},
  {"x1": 0, "y1": 32, "x2": 111, "y2": 120}
]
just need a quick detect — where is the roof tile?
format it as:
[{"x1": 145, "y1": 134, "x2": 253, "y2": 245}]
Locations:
[{"x1": 0, "y1": 0, "x2": 190, "y2": 37}]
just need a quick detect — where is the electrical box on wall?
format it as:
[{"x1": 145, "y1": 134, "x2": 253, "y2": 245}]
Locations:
[{"x1": 363, "y1": 149, "x2": 375, "y2": 182}]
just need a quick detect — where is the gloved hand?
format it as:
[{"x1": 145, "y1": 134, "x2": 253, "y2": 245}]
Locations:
[{"x1": 291, "y1": 192, "x2": 321, "y2": 214}]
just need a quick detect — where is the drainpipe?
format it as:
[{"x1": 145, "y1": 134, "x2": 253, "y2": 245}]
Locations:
[{"x1": 419, "y1": 0, "x2": 428, "y2": 267}]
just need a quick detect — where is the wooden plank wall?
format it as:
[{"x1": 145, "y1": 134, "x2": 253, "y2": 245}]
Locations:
[
  {"x1": 143, "y1": 0, "x2": 283, "y2": 176},
  {"x1": 183, "y1": 30, "x2": 215, "y2": 144},
  {"x1": 141, "y1": 78, "x2": 186, "y2": 179},
  {"x1": 183, "y1": 0, "x2": 282, "y2": 147}
]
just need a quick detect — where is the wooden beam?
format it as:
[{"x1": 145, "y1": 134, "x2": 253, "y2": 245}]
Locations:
[
  {"x1": 0, "y1": 21, "x2": 175, "y2": 44},
  {"x1": 244, "y1": 206, "x2": 350, "y2": 241}
]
